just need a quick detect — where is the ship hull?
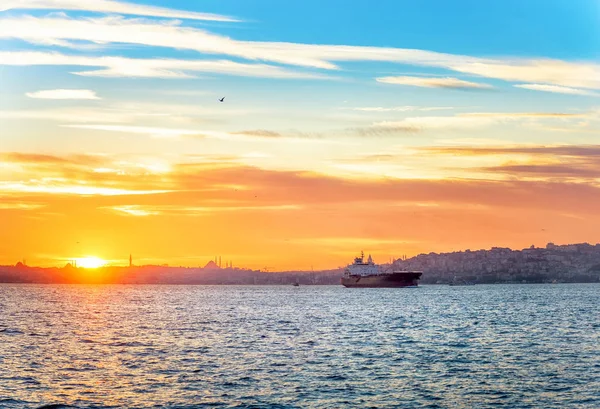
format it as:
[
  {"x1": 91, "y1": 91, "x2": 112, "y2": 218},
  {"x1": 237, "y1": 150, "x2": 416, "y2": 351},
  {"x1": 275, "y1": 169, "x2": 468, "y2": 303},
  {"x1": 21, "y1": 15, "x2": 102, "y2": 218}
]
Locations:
[{"x1": 341, "y1": 272, "x2": 422, "y2": 288}]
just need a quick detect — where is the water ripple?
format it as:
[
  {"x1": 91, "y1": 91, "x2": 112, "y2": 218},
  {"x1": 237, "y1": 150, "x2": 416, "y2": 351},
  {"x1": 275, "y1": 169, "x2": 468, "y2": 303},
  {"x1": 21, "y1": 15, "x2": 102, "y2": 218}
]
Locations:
[{"x1": 0, "y1": 284, "x2": 598, "y2": 408}]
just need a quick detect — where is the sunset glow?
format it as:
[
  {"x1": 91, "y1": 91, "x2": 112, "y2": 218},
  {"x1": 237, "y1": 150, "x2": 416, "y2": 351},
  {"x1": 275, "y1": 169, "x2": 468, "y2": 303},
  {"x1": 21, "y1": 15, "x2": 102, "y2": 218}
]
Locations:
[
  {"x1": 1, "y1": 1, "x2": 599, "y2": 270},
  {"x1": 75, "y1": 257, "x2": 107, "y2": 269}
]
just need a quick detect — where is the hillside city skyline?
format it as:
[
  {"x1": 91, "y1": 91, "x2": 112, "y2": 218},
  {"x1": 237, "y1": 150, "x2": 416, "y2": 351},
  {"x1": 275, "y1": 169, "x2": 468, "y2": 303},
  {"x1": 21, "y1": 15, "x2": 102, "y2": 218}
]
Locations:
[
  {"x1": 3, "y1": 241, "x2": 599, "y2": 286},
  {"x1": 7, "y1": 241, "x2": 599, "y2": 270}
]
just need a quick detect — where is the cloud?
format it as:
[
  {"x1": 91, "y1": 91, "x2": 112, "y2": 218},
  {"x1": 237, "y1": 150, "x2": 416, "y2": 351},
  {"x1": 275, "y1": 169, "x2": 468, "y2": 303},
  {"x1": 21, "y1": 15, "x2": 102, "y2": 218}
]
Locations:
[
  {"x1": 1, "y1": 14, "x2": 600, "y2": 90},
  {"x1": 4, "y1": 151, "x2": 600, "y2": 233},
  {"x1": 108, "y1": 205, "x2": 160, "y2": 216},
  {"x1": 416, "y1": 144, "x2": 600, "y2": 181},
  {"x1": 0, "y1": 100, "x2": 258, "y2": 126},
  {"x1": 0, "y1": 0, "x2": 239, "y2": 22},
  {"x1": 422, "y1": 145, "x2": 600, "y2": 157},
  {"x1": 0, "y1": 202, "x2": 45, "y2": 210},
  {"x1": 514, "y1": 84, "x2": 599, "y2": 96},
  {"x1": 232, "y1": 130, "x2": 282, "y2": 138},
  {"x1": 61, "y1": 124, "x2": 205, "y2": 138},
  {"x1": 0, "y1": 51, "x2": 326, "y2": 80},
  {"x1": 459, "y1": 112, "x2": 584, "y2": 118},
  {"x1": 59, "y1": 124, "x2": 246, "y2": 141},
  {"x1": 347, "y1": 110, "x2": 587, "y2": 137},
  {"x1": 349, "y1": 124, "x2": 421, "y2": 137},
  {"x1": 349, "y1": 106, "x2": 454, "y2": 112},
  {"x1": 0, "y1": 107, "x2": 137, "y2": 123},
  {"x1": 4, "y1": 149, "x2": 600, "y2": 268},
  {"x1": 26, "y1": 89, "x2": 100, "y2": 100},
  {"x1": 376, "y1": 76, "x2": 493, "y2": 90},
  {"x1": 60, "y1": 124, "x2": 346, "y2": 144},
  {"x1": 106, "y1": 203, "x2": 302, "y2": 217},
  {"x1": 374, "y1": 116, "x2": 496, "y2": 131},
  {"x1": 0, "y1": 181, "x2": 170, "y2": 196},
  {"x1": 448, "y1": 60, "x2": 600, "y2": 91},
  {"x1": 3, "y1": 152, "x2": 105, "y2": 165},
  {"x1": 481, "y1": 164, "x2": 600, "y2": 179},
  {"x1": 0, "y1": 15, "x2": 337, "y2": 69}
]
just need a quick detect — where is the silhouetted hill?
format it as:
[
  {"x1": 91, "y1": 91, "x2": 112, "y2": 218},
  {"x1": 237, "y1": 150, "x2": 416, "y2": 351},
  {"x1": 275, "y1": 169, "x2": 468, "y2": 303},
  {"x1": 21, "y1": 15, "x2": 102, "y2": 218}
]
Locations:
[{"x1": 393, "y1": 242, "x2": 600, "y2": 284}]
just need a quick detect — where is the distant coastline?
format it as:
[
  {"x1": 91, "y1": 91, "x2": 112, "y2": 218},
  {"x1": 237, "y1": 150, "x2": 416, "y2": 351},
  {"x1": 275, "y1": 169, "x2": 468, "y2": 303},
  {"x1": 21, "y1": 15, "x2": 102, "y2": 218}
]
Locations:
[{"x1": 1, "y1": 242, "x2": 599, "y2": 285}]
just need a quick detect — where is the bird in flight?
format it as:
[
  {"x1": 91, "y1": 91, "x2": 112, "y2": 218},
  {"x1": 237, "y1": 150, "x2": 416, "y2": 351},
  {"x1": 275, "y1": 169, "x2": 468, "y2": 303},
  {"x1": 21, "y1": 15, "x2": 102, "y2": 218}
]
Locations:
[{"x1": 219, "y1": 97, "x2": 225, "y2": 102}]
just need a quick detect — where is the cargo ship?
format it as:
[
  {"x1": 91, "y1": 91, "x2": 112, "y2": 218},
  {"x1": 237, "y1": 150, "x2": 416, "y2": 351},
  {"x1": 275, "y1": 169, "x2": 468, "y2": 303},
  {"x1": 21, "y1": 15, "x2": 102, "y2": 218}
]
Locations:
[{"x1": 341, "y1": 251, "x2": 422, "y2": 288}]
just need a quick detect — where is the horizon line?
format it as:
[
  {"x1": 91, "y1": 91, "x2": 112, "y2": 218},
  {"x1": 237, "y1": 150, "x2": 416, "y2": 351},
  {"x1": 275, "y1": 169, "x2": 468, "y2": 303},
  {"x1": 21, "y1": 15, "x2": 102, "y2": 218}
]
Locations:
[{"x1": 5, "y1": 241, "x2": 598, "y2": 271}]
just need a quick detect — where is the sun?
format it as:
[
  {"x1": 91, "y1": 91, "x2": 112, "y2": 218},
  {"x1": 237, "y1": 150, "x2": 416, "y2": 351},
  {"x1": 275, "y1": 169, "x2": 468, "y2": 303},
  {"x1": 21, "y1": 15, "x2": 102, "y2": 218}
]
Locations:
[{"x1": 76, "y1": 256, "x2": 107, "y2": 269}]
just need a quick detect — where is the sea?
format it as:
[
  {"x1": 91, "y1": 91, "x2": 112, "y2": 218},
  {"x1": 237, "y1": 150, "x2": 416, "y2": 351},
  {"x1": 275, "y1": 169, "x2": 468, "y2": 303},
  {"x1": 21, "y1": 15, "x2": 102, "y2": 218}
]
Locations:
[{"x1": 0, "y1": 284, "x2": 598, "y2": 409}]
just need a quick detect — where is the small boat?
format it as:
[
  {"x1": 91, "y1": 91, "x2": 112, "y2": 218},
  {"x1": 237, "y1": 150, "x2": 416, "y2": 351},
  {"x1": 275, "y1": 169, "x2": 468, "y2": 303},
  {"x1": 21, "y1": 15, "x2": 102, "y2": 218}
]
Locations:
[{"x1": 292, "y1": 282, "x2": 299, "y2": 287}]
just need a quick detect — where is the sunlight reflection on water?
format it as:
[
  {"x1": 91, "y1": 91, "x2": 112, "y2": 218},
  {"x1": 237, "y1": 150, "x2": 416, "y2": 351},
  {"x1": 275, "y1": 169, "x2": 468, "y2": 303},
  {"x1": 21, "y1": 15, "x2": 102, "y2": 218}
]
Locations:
[{"x1": 0, "y1": 284, "x2": 598, "y2": 408}]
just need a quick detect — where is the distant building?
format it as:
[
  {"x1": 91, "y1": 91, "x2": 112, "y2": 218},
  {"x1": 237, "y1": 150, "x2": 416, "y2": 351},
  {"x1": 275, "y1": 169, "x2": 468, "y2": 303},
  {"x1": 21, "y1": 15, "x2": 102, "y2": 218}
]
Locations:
[{"x1": 204, "y1": 260, "x2": 220, "y2": 270}]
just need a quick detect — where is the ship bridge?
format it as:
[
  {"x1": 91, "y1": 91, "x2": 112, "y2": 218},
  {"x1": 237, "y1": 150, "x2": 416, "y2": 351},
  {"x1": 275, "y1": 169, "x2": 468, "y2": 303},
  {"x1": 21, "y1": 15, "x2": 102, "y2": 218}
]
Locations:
[{"x1": 344, "y1": 251, "x2": 379, "y2": 277}]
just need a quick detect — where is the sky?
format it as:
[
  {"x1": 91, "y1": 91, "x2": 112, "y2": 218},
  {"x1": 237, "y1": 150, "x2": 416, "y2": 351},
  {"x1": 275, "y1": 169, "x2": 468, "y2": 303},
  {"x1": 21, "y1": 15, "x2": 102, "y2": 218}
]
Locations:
[{"x1": 1, "y1": 0, "x2": 600, "y2": 270}]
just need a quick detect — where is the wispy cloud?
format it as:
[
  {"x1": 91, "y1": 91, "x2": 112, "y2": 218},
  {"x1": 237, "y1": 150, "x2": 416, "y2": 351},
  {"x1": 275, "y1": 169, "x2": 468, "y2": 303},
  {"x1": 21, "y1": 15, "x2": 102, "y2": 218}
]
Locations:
[
  {"x1": 449, "y1": 60, "x2": 600, "y2": 91},
  {"x1": 480, "y1": 163, "x2": 600, "y2": 179},
  {"x1": 422, "y1": 145, "x2": 600, "y2": 157},
  {"x1": 0, "y1": 100, "x2": 257, "y2": 125},
  {"x1": 26, "y1": 89, "x2": 100, "y2": 100},
  {"x1": 374, "y1": 116, "x2": 496, "y2": 131},
  {"x1": 459, "y1": 112, "x2": 584, "y2": 118},
  {"x1": 0, "y1": 0, "x2": 239, "y2": 22},
  {"x1": 348, "y1": 110, "x2": 586, "y2": 137},
  {"x1": 109, "y1": 205, "x2": 160, "y2": 216},
  {"x1": 348, "y1": 124, "x2": 421, "y2": 137},
  {"x1": 106, "y1": 204, "x2": 302, "y2": 216},
  {"x1": 60, "y1": 124, "x2": 346, "y2": 144},
  {"x1": 0, "y1": 202, "x2": 45, "y2": 210},
  {"x1": 1, "y1": 15, "x2": 600, "y2": 90},
  {"x1": 0, "y1": 51, "x2": 326, "y2": 80},
  {"x1": 3, "y1": 152, "x2": 105, "y2": 165},
  {"x1": 417, "y1": 144, "x2": 600, "y2": 181},
  {"x1": 0, "y1": 107, "x2": 137, "y2": 123},
  {"x1": 514, "y1": 84, "x2": 599, "y2": 96},
  {"x1": 61, "y1": 124, "x2": 204, "y2": 138},
  {"x1": 232, "y1": 130, "x2": 282, "y2": 138},
  {"x1": 349, "y1": 106, "x2": 454, "y2": 112},
  {"x1": 376, "y1": 76, "x2": 492, "y2": 90},
  {"x1": 5, "y1": 152, "x2": 600, "y2": 218},
  {"x1": 0, "y1": 181, "x2": 170, "y2": 196}
]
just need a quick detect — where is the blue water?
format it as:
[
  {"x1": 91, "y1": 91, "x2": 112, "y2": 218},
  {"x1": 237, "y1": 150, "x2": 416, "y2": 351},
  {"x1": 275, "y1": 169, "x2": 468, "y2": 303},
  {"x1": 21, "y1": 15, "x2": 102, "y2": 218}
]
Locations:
[{"x1": 0, "y1": 284, "x2": 598, "y2": 408}]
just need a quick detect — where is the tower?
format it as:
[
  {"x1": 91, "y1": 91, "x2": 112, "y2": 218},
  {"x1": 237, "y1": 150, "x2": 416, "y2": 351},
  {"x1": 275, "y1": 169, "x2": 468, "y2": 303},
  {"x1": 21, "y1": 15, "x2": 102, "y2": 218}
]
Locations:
[{"x1": 129, "y1": 254, "x2": 132, "y2": 267}]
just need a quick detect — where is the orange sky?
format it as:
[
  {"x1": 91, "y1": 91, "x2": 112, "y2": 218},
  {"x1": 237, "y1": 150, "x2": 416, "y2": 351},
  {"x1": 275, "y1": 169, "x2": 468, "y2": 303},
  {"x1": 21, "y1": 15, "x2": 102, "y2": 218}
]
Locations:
[
  {"x1": 2, "y1": 2, "x2": 600, "y2": 270},
  {"x1": 2, "y1": 151, "x2": 600, "y2": 270}
]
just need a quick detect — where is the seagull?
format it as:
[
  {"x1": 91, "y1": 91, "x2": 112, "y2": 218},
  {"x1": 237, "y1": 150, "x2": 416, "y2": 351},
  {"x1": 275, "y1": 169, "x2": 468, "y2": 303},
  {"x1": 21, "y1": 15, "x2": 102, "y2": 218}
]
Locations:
[{"x1": 219, "y1": 97, "x2": 225, "y2": 102}]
